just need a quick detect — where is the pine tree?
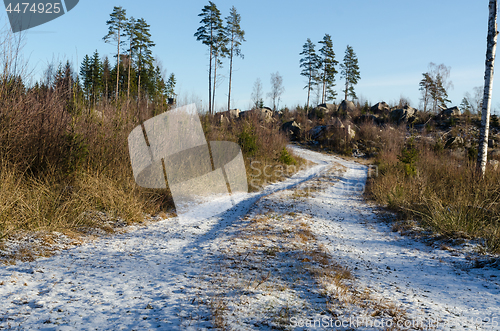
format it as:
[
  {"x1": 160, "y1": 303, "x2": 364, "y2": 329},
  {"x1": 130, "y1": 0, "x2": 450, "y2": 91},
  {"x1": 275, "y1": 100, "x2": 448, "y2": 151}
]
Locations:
[
  {"x1": 152, "y1": 66, "x2": 167, "y2": 112},
  {"x1": 212, "y1": 26, "x2": 228, "y2": 113},
  {"x1": 166, "y1": 73, "x2": 176, "y2": 100},
  {"x1": 90, "y1": 50, "x2": 103, "y2": 105},
  {"x1": 430, "y1": 74, "x2": 450, "y2": 111},
  {"x1": 124, "y1": 16, "x2": 136, "y2": 100},
  {"x1": 131, "y1": 18, "x2": 155, "y2": 101},
  {"x1": 53, "y1": 61, "x2": 74, "y2": 95},
  {"x1": 419, "y1": 73, "x2": 433, "y2": 112},
  {"x1": 300, "y1": 38, "x2": 320, "y2": 112},
  {"x1": 194, "y1": 1, "x2": 224, "y2": 114},
  {"x1": 103, "y1": 6, "x2": 127, "y2": 101},
  {"x1": 225, "y1": 6, "x2": 245, "y2": 111},
  {"x1": 419, "y1": 63, "x2": 452, "y2": 113},
  {"x1": 460, "y1": 97, "x2": 472, "y2": 116},
  {"x1": 318, "y1": 34, "x2": 338, "y2": 103},
  {"x1": 102, "y1": 56, "x2": 111, "y2": 101},
  {"x1": 80, "y1": 54, "x2": 92, "y2": 104},
  {"x1": 340, "y1": 45, "x2": 360, "y2": 101}
]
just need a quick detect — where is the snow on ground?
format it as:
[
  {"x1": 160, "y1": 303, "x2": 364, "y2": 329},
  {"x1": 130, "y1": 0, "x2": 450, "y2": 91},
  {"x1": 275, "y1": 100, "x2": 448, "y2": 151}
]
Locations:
[
  {"x1": 293, "y1": 148, "x2": 500, "y2": 330},
  {"x1": 0, "y1": 146, "x2": 499, "y2": 330}
]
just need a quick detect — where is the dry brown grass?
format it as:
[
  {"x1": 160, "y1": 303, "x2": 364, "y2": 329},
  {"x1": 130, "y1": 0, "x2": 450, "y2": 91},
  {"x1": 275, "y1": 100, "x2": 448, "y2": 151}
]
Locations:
[
  {"x1": 0, "y1": 80, "x2": 305, "y2": 260},
  {"x1": 367, "y1": 124, "x2": 500, "y2": 253},
  {"x1": 208, "y1": 295, "x2": 228, "y2": 329},
  {"x1": 202, "y1": 112, "x2": 307, "y2": 192},
  {"x1": 0, "y1": 160, "x2": 165, "y2": 261}
]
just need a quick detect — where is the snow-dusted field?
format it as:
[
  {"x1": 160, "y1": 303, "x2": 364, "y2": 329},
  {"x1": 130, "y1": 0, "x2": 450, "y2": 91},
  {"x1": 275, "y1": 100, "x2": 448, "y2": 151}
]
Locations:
[{"x1": 0, "y1": 147, "x2": 498, "y2": 330}]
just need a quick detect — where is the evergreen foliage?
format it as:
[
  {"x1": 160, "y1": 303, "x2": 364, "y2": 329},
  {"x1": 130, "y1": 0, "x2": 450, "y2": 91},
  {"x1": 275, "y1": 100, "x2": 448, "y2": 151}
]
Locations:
[
  {"x1": 340, "y1": 45, "x2": 360, "y2": 101},
  {"x1": 194, "y1": 1, "x2": 224, "y2": 114},
  {"x1": 317, "y1": 34, "x2": 338, "y2": 103},
  {"x1": 300, "y1": 38, "x2": 320, "y2": 111},
  {"x1": 103, "y1": 6, "x2": 127, "y2": 100},
  {"x1": 225, "y1": 6, "x2": 245, "y2": 111}
]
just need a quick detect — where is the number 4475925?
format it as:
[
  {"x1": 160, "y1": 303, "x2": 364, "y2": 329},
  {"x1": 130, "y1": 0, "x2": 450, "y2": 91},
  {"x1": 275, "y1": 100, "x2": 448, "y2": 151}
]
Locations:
[{"x1": 5, "y1": 3, "x2": 61, "y2": 14}]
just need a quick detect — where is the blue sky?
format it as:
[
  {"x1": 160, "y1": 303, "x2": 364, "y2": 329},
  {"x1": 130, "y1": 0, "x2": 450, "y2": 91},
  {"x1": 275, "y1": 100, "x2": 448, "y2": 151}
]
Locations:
[{"x1": 3, "y1": 0, "x2": 498, "y2": 113}]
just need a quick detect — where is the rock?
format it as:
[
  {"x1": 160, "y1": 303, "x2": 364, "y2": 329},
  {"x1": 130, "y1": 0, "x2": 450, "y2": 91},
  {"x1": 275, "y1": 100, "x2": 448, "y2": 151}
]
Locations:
[
  {"x1": 310, "y1": 106, "x2": 329, "y2": 119},
  {"x1": 309, "y1": 120, "x2": 354, "y2": 141},
  {"x1": 309, "y1": 125, "x2": 327, "y2": 141},
  {"x1": 228, "y1": 108, "x2": 240, "y2": 119},
  {"x1": 444, "y1": 136, "x2": 464, "y2": 149},
  {"x1": 347, "y1": 125, "x2": 356, "y2": 139},
  {"x1": 331, "y1": 117, "x2": 344, "y2": 129},
  {"x1": 216, "y1": 108, "x2": 240, "y2": 123},
  {"x1": 318, "y1": 103, "x2": 338, "y2": 112},
  {"x1": 310, "y1": 104, "x2": 338, "y2": 119},
  {"x1": 281, "y1": 121, "x2": 301, "y2": 141},
  {"x1": 255, "y1": 107, "x2": 274, "y2": 123},
  {"x1": 371, "y1": 102, "x2": 390, "y2": 114},
  {"x1": 338, "y1": 100, "x2": 356, "y2": 112},
  {"x1": 441, "y1": 106, "x2": 461, "y2": 117},
  {"x1": 239, "y1": 107, "x2": 274, "y2": 123},
  {"x1": 391, "y1": 105, "x2": 416, "y2": 123},
  {"x1": 489, "y1": 160, "x2": 500, "y2": 171},
  {"x1": 358, "y1": 114, "x2": 378, "y2": 123}
]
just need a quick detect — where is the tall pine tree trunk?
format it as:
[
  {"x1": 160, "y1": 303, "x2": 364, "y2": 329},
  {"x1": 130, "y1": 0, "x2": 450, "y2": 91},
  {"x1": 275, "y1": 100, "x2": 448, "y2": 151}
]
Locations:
[
  {"x1": 344, "y1": 77, "x2": 348, "y2": 101},
  {"x1": 306, "y1": 69, "x2": 312, "y2": 114},
  {"x1": 208, "y1": 43, "x2": 213, "y2": 115},
  {"x1": 478, "y1": 0, "x2": 498, "y2": 176},
  {"x1": 137, "y1": 72, "x2": 141, "y2": 101},
  {"x1": 228, "y1": 44, "x2": 234, "y2": 111},
  {"x1": 137, "y1": 49, "x2": 142, "y2": 105},
  {"x1": 116, "y1": 32, "x2": 120, "y2": 101},
  {"x1": 212, "y1": 54, "x2": 218, "y2": 113},
  {"x1": 127, "y1": 44, "x2": 132, "y2": 100},
  {"x1": 322, "y1": 63, "x2": 327, "y2": 104}
]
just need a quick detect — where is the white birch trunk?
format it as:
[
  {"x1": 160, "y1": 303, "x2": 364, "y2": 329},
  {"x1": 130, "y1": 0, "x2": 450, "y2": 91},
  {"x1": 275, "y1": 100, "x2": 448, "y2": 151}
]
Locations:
[{"x1": 478, "y1": 0, "x2": 498, "y2": 176}]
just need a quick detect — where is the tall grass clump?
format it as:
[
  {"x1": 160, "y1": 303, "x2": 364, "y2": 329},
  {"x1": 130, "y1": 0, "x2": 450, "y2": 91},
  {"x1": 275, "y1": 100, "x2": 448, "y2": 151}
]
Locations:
[
  {"x1": 0, "y1": 77, "x2": 300, "y2": 243},
  {"x1": 0, "y1": 79, "x2": 172, "y2": 241},
  {"x1": 201, "y1": 111, "x2": 305, "y2": 192},
  {"x1": 367, "y1": 125, "x2": 500, "y2": 253}
]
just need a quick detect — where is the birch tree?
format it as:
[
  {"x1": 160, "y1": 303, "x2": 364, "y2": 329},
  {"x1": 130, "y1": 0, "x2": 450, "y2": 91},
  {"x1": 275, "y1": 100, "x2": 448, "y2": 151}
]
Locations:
[
  {"x1": 478, "y1": 0, "x2": 498, "y2": 176},
  {"x1": 267, "y1": 72, "x2": 284, "y2": 111},
  {"x1": 251, "y1": 78, "x2": 263, "y2": 109}
]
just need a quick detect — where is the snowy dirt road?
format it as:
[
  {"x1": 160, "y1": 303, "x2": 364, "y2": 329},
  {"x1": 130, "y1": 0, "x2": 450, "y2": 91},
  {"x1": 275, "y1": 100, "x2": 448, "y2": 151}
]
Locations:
[{"x1": 0, "y1": 147, "x2": 499, "y2": 330}]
